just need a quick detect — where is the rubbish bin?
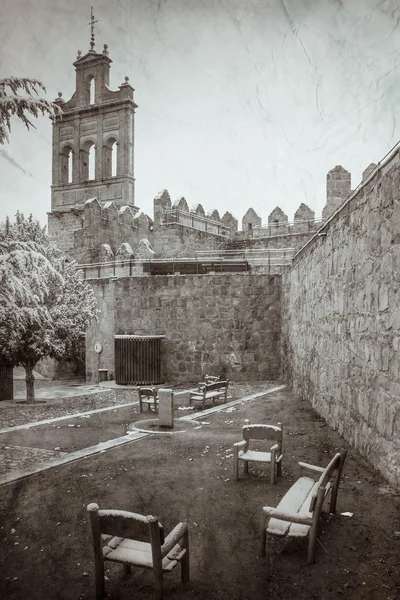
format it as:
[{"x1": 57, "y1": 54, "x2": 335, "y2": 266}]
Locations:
[
  {"x1": 0, "y1": 358, "x2": 13, "y2": 401},
  {"x1": 98, "y1": 369, "x2": 108, "y2": 383},
  {"x1": 114, "y1": 335, "x2": 165, "y2": 385}
]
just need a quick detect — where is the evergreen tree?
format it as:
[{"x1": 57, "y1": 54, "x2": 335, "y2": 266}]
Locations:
[
  {"x1": 0, "y1": 77, "x2": 61, "y2": 144},
  {"x1": 0, "y1": 213, "x2": 98, "y2": 403}
]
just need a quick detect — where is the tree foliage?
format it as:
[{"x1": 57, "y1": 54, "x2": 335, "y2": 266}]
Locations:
[
  {"x1": 0, "y1": 77, "x2": 62, "y2": 144},
  {"x1": 0, "y1": 213, "x2": 98, "y2": 402}
]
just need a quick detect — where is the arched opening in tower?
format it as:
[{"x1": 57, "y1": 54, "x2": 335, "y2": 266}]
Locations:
[
  {"x1": 89, "y1": 77, "x2": 95, "y2": 105},
  {"x1": 88, "y1": 144, "x2": 95, "y2": 180},
  {"x1": 67, "y1": 150, "x2": 73, "y2": 183},
  {"x1": 103, "y1": 138, "x2": 118, "y2": 178},
  {"x1": 111, "y1": 141, "x2": 117, "y2": 177},
  {"x1": 61, "y1": 145, "x2": 73, "y2": 184},
  {"x1": 81, "y1": 141, "x2": 96, "y2": 181}
]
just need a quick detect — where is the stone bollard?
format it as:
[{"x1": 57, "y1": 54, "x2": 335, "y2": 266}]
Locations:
[{"x1": 158, "y1": 388, "x2": 174, "y2": 428}]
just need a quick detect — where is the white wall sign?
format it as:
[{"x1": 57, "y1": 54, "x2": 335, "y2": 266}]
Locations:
[{"x1": 94, "y1": 342, "x2": 103, "y2": 354}]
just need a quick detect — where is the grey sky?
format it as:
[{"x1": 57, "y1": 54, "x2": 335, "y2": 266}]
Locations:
[{"x1": 1, "y1": 0, "x2": 399, "y2": 227}]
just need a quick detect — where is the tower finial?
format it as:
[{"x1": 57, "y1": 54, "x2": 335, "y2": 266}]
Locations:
[{"x1": 88, "y1": 7, "x2": 98, "y2": 52}]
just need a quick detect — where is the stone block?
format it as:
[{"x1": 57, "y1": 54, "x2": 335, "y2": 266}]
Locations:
[{"x1": 158, "y1": 390, "x2": 174, "y2": 427}]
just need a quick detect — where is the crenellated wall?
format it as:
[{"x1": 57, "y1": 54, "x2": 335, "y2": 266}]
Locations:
[{"x1": 282, "y1": 153, "x2": 400, "y2": 488}]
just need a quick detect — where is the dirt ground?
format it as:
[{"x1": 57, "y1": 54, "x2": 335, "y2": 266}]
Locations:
[{"x1": 0, "y1": 385, "x2": 399, "y2": 600}]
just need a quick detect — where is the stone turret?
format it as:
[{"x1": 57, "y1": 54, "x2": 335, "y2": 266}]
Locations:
[
  {"x1": 207, "y1": 209, "x2": 220, "y2": 222},
  {"x1": 191, "y1": 203, "x2": 205, "y2": 217},
  {"x1": 242, "y1": 208, "x2": 261, "y2": 232},
  {"x1": 268, "y1": 207, "x2": 288, "y2": 235},
  {"x1": 153, "y1": 189, "x2": 171, "y2": 227},
  {"x1": 293, "y1": 203, "x2": 315, "y2": 233},
  {"x1": 323, "y1": 165, "x2": 351, "y2": 220},
  {"x1": 221, "y1": 211, "x2": 238, "y2": 235},
  {"x1": 173, "y1": 197, "x2": 189, "y2": 212},
  {"x1": 362, "y1": 163, "x2": 377, "y2": 181}
]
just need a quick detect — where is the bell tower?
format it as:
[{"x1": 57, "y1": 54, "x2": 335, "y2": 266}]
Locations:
[{"x1": 48, "y1": 10, "x2": 138, "y2": 257}]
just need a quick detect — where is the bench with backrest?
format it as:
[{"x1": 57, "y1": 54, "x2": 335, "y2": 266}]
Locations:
[
  {"x1": 260, "y1": 449, "x2": 347, "y2": 564},
  {"x1": 233, "y1": 423, "x2": 283, "y2": 484},
  {"x1": 87, "y1": 503, "x2": 189, "y2": 600},
  {"x1": 138, "y1": 387, "x2": 159, "y2": 413},
  {"x1": 189, "y1": 380, "x2": 229, "y2": 411}
]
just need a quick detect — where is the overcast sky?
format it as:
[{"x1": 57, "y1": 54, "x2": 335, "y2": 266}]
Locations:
[{"x1": 1, "y1": 0, "x2": 400, "y2": 228}]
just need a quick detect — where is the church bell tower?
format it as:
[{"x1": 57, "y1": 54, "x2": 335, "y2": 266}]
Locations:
[{"x1": 48, "y1": 9, "x2": 138, "y2": 257}]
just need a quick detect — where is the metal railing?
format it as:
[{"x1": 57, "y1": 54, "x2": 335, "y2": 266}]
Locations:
[
  {"x1": 252, "y1": 218, "x2": 325, "y2": 238},
  {"x1": 78, "y1": 248, "x2": 295, "y2": 279},
  {"x1": 163, "y1": 208, "x2": 231, "y2": 237}
]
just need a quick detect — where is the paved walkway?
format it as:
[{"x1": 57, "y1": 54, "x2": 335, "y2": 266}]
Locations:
[{"x1": 0, "y1": 384, "x2": 285, "y2": 485}]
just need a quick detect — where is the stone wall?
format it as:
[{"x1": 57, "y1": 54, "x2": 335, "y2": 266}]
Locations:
[
  {"x1": 153, "y1": 223, "x2": 228, "y2": 258},
  {"x1": 86, "y1": 273, "x2": 281, "y2": 384},
  {"x1": 283, "y1": 157, "x2": 400, "y2": 488},
  {"x1": 225, "y1": 232, "x2": 313, "y2": 252},
  {"x1": 48, "y1": 211, "x2": 82, "y2": 259}
]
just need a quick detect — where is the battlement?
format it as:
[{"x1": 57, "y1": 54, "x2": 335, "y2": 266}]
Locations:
[{"x1": 50, "y1": 158, "x2": 375, "y2": 265}]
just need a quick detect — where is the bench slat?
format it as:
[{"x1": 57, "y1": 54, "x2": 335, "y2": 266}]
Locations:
[
  {"x1": 190, "y1": 391, "x2": 224, "y2": 400},
  {"x1": 267, "y1": 477, "x2": 315, "y2": 537},
  {"x1": 240, "y1": 450, "x2": 272, "y2": 463}
]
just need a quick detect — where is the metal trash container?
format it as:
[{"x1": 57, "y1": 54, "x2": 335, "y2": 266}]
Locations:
[
  {"x1": 0, "y1": 358, "x2": 13, "y2": 401},
  {"x1": 114, "y1": 335, "x2": 165, "y2": 385},
  {"x1": 98, "y1": 369, "x2": 108, "y2": 383}
]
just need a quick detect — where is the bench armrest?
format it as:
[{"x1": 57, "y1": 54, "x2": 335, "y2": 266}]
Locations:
[
  {"x1": 298, "y1": 461, "x2": 325, "y2": 474},
  {"x1": 270, "y1": 443, "x2": 279, "y2": 452},
  {"x1": 262, "y1": 506, "x2": 313, "y2": 527},
  {"x1": 234, "y1": 440, "x2": 248, "y2": 449},
  {"x1": 161, "y1": 522, "x2": 188, "y2": 557}
]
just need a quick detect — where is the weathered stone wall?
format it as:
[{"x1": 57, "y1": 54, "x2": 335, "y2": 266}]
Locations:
[
  {"x1": 283, "y1": 158, "x2": 400, "y2": 488},
  {"x1": 86, "y1": 279, "x2": 116, "y2": 383},
  {"x1": 86, "y1": 273, "x2": 281, "y2": 384},
  {"x1": 48, "y1": 211, "x2": 82, "y2": 259},
  {"x1": 224, "y1": 232, "x2": 313, "y2": 252},
  {"x1": 153, "y1": 224, "x2": 228, "y2": 258}
]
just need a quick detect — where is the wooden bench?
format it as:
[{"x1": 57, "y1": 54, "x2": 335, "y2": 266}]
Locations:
[
  {"x1": 138, "y1": 387, "x2": 159, "y2": 413},
  {"x1": 189, "y1": 380, "x2": 229, "y2": 411},
  {"x1": 260, "y1": 450, "x2": 347, "y2": 564},
  {"x1": 87, "y1": 503, "x2": 189, "y2": 600},
  {"x1": 233, "y1": 423, "x2": 283, "y2": 484}
]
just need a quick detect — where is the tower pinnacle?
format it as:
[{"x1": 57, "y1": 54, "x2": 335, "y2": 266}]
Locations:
[{"x1": 88, "y1": 7, "x2": 98, "y2": 52}]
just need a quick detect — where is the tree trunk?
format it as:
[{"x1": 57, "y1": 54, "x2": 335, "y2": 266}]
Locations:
[{"x1": 25, "y1": 362, "x2": 36, "y2": 404}]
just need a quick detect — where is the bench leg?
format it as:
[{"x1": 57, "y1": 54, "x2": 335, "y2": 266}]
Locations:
[
  {"x1": 270, "y1": 454, "x2": 276, "y2": 485},
  {"x1": 266, "y1": 536, "x2": 277, "y2": 578},
  {"x1": 259, "y1": 513, "x2": 268, "y2": 558},
  {"x1": 233, "y1": 455, "x2": 239, "y2": 481},
  {"x1": 244, "y1": 461, "x2": 249, "y2": 475},
  {"x1": 181, "y1": 531, "x2": 190, "y2": 583},
  {"x1": 308, "y1": 523, "x2": 318, "y2": 564}
]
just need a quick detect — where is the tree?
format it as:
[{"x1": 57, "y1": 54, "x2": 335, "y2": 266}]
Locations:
[
  {"x1": 0, "y1": 213, "x2": 98, "y2": 403},
  {"x1": 0, "y1": 77, "x2": 61, "y2": 144}
]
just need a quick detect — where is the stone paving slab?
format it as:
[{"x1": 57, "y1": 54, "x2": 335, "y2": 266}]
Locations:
[
  {"x1": 0, "y1": 445, "x2": 68, "y2": 475},
  {"x1": 0, "y1": 406, "x2": 138, "y2": 474},
  {"x1": 0, "y1": 388, "x2": 127, "y2": 429},
  {"x1": 0, "y1": 431, "x2": 149, "y2": 486}
]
